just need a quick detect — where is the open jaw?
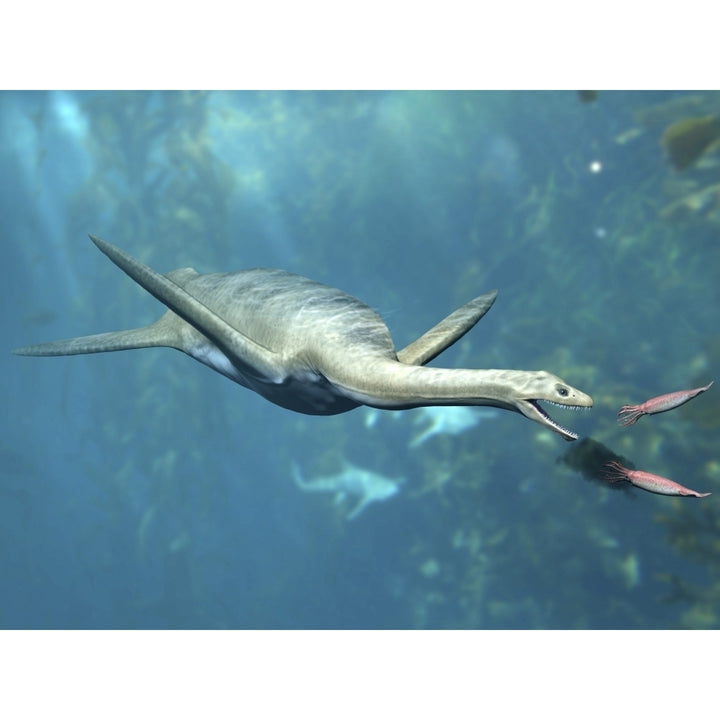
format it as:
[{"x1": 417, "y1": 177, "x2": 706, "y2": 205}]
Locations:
[{"x1": 520, "y1": 399, "x2": 589, "y2": 441}]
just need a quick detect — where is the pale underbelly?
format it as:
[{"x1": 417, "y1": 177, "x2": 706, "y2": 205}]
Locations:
[{"x1": 189, "y1": 343, "x2": 361, "y2": 415}]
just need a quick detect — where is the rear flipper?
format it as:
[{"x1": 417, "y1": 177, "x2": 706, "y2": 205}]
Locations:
[
  {"x1": 88, "y1": 234, "x2": 283, "y2": 383},
  {"x1": 12, "y1": 315, "x2": 180, "y2": 356}
]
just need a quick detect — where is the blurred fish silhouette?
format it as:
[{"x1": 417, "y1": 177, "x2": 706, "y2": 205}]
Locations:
[
  {"x1": 291, "y1": 461, "x2": 402, "y2": 520},
  {"x1": 409, "y1": 406, "x2": 499, "y2": 447}
]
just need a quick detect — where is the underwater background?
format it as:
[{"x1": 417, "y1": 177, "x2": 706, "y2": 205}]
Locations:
[{"x1": 1, "y1": 90, "x2": 719, "y2": 629}]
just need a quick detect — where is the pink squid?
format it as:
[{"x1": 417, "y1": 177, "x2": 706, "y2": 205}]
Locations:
[
  {"x1": 604, "y1": 461, "x2": 710, "y2": 498},
  {"x1": 617, "y1": 381, "x2": 713, "y2": 426}
]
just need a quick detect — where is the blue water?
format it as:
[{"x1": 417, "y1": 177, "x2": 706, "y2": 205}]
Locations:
[{"x1": 2, "y1": 90, "x2": 719, "y2": 628}]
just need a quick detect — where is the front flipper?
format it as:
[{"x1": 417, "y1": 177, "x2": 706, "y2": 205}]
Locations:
[
  {"x1": 397, "y1": 290, "x2": 498, "y2": 366},
  {"x1": 88, "y1": 234, "x2": 285, "y2": 383}
]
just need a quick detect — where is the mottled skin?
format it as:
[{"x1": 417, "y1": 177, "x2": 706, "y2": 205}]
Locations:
[
  {"x1": 617, "y1": 382, "x2": 713, "y2": 426},
  {"x1": 604, "y1": 461, "x2": 711, "y2": 498},
  {"x1": 13, "y1": 235, "x2": 593, "y2": 440}
]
